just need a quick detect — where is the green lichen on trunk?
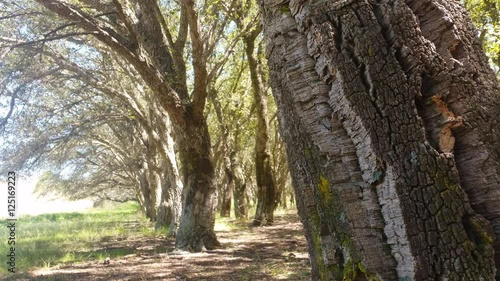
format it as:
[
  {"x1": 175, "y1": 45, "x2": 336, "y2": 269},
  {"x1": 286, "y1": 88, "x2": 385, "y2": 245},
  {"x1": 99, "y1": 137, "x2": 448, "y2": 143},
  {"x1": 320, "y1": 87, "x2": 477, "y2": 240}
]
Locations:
[
  {"x1": 312, "y1": 174, "x2": 377, "y2": 281},
  {"x1": 280, "y1": 5, "x2": 291, "y2": 14},
  {"x1": 318, "y1": 175, "x2": 332, "y2": 203}
]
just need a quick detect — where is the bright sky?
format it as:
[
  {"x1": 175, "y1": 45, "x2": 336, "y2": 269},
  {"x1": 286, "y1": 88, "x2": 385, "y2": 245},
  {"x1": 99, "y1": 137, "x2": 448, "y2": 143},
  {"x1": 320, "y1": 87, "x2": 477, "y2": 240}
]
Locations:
[{"x1": 0, "y1": 174, "x2": 93, "y2": 219}]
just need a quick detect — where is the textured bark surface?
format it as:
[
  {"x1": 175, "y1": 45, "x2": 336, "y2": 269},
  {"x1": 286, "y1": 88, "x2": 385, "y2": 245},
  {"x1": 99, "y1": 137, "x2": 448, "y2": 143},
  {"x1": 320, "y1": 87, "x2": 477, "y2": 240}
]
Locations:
[
  {"x1": 260, "y1": 0, "x2": 500, "y2": 280},
  {"x1": 174, "y1": 119, "x2": 220, "y2": 251}
]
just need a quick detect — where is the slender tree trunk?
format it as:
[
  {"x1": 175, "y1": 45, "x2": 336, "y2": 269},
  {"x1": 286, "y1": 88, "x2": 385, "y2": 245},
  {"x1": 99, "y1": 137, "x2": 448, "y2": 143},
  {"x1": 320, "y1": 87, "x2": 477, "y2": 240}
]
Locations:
[
  {"x1": 153, "y1": 115, "x2": 183, "y2": 236},
  {"x1": 261, "y1": 0, "x2": 500, "y2": 280},
  {"x1": 232, "y1": 152, "x2": 248, "y2": 219},
  {"x1": 232, "y1": 126, "x2": 248, "y2": 219},
  {"x1": 230, "y1": 126, "x2": 248, "y2": 220},
  {"x1": 154, "y1": 169, "x2": 169, "y2": 229},
  {"x1": 138, "y1": 169, "x2": 155, "y2": 221},
  {"x1": 209, "y1": 86, "x2": 245, "y2": 219},
  {"x1": 174, "y1": 119, "x2": 220, "y2": 251},
  {"x1": 155, "y1": 168, "x2": 182, "y2": 236},
  {"x1": 289, "y1": 190, "x2": 295, "y2": 207},
  {"x1": 210, "y1": 91, "x2": 234, "y2": 218},
  {"x1": 220, "y1": 158, "x2": 234, "y2": 217},
  {"x1": 245, "y1": 31, "x2": 277, "y2": 226},
  {"x1": 233, "y1": 181, "x2": 248, "y2": 219},
  {"x1": 272, "y1": 123, "x2": 290, "y2": 209},
  {"x1": 276, "y1": 170, "x2": 288, "y2": 209}
]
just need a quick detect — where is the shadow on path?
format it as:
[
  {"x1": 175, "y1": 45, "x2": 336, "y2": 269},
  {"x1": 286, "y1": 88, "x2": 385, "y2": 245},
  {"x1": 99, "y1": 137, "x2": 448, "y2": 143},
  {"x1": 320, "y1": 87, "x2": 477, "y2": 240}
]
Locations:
[{"x1": 11, "y1": 213, "x2": 311, "y2": 281}]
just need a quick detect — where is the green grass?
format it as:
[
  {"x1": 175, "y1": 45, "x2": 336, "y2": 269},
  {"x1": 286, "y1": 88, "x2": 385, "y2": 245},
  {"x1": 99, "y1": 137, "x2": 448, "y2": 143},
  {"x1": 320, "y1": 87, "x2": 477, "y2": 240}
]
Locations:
[
  {"x1": 0, "y1": 201, "x2": 150, "y2": 278},
  {"x1": 0, "y1": 202, "x2": 302, "y2": 280}
]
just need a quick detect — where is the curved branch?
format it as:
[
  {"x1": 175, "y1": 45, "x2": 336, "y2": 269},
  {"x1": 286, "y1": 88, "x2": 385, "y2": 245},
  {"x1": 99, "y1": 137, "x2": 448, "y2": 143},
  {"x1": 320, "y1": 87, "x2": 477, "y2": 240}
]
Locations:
[
  {"x1": 0, "y1": 94, "x2": 15, "y2": 130},
  {"x1": 152, "y1": 0, "x2": 174, "y2": 49},
  {"x1": 0, "y1": 11, "x2": 44, "y2": 21},
  {"x1": 6, "y1": 31, "x2": 95, "y2": 49},
  {"x1": 35, "y1": 0, "x2": 186, "y2": 123}
]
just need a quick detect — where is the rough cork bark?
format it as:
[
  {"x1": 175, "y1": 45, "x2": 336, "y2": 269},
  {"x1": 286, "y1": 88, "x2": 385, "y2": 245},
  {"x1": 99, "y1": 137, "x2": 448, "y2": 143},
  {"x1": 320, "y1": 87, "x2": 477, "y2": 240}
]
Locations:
[
  {"x1": 174, "y1": 119, "x2": 220, "y2": 251},
  {"x1": 260, "y1": 0, "x2": 500, "y2": 280}
]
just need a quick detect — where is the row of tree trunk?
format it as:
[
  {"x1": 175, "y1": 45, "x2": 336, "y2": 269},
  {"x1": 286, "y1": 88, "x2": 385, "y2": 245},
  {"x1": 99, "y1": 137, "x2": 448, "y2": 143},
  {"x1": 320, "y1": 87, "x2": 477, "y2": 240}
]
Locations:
[{"x1": 28, "y1": 0, "x2": 500, "y2": 279}]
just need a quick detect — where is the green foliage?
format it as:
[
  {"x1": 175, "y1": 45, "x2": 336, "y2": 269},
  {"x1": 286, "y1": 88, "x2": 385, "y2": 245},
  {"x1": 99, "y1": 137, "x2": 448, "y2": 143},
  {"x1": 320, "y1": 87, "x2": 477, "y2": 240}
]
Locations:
[
  {"x1": 463, "y1": 0, "x2": 500, "y2": 73},
  {"x1": 0, "y1": 19, "x2": 171, "y2": 206}
]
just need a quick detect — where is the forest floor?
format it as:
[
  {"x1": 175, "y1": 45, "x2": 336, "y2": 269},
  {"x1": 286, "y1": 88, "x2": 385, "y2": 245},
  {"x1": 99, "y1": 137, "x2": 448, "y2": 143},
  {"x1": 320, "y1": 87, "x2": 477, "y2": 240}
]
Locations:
[{"x1": 6, "y1": 211, "x2": 311, "y2": 281}]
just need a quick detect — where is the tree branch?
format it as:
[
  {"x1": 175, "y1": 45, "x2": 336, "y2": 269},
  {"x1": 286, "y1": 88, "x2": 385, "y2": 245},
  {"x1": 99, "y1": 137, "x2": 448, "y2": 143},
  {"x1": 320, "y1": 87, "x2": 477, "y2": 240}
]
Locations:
[
  {"x1": 0, "y1": 94, "x2": 15, "y2": 130},
  {"x1": 152, "y1": 0, "x2": 174, "y2": 50},
  {"x1": 35, "y1": 0, "x2": 186, "y2": 123},
  {"x1": 4, "y1": 31, "x2": 95, "y2": 49},
  {"x1": 0, "y1": 11, "x2": 43, "y2": 21},
  {"x1": 184, "y1": 0, "x2": 208, "y2": 122},
  {"x1": 111, "y1": 0, "x2": 139, "y2": 50},
  {"x1": 174, "y1": 4, "x2": 189, "y2": 52},
  {"x1": 204, "y1": 0, "x2": 238, "y2": 60}
]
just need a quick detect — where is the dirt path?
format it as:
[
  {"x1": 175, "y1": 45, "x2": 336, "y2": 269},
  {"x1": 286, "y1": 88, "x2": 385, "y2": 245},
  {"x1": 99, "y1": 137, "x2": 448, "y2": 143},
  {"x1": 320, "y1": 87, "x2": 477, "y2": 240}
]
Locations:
[{"x1": 16, "y1": 213, "x2": 311, "y2": 281}]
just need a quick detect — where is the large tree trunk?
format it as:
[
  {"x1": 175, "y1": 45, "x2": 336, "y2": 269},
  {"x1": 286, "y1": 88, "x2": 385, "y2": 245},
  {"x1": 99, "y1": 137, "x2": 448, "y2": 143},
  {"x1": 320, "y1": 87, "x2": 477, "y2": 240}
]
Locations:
[
  {"x1": 174, "y1": 118, "x2": 220, "y2": 251},
  {"x1": 261, "y1": 0, "x2": 500, "y2": 280},
  {"x1": 245, "y1": 31, "x2": 278, "y2": 226},
  {"x1": 232, "y1": 144, "x2": 248, "y2": 219}
]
